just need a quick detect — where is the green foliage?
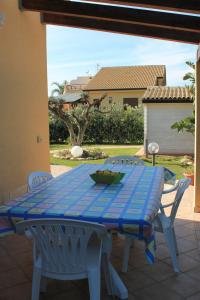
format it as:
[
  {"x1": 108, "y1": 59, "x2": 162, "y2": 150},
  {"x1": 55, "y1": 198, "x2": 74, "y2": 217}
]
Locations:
[
  {"x1": 171, "y1": 61, "x2": 195, "y2": 135},
  {"x1": 49, "y1": 90, "x2": 106, "y2": 146},
  {"x1": 171, "y1": 112, "x2": 195, "y2": 135},
  {"x1": 85, "y1": 106, "x2": 144, "y2": 144},
  {"x1": 49, "y1": 106, "x2": 144, "y2": 144},
  {"x1": 49, "y1": 118, "x2": 69, "y2": 143}
]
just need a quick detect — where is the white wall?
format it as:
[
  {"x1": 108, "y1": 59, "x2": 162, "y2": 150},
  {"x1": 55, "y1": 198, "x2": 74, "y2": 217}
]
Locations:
[{"x1": 144, "y1": 103, "x2": 194, "y2": 155}]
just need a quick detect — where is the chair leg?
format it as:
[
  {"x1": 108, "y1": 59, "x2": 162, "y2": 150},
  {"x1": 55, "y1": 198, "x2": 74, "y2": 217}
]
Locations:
[
  {"x1": 88, "y1": 268, "x2": 101, "y2": 300},
  {"x1": 40, "y1": 277, "x2": 47, "y2": 293},
  {"x1": 32, "y1": 267, "x2": 42, "y2": 300},
  {"x1": 163, "y1": 228, "x2": 180, "y2": 273},
  {"x1": 102, "y1": 253, "x2": 114, "y2": 296},
  {"x1": 172, "y1": 228, "x2": 179, "y2": 256},
  {"x1": 122, "y1": 236, "x2": 133, "y2": 273}
]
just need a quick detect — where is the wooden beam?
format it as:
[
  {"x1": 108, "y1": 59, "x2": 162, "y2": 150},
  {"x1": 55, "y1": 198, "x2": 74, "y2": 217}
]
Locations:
[
  {"x1": 194, "y1": 57, "x2": 200, "y2": 212},
  {"x1": 20, "y1": 0, "x2": 200, "y2": 33},
  {"x1": 42, "y1": 14, "x2": 200, "y2": 45},
  {"x1": 197, "y1": 44, "x2": 200, "y2": 62},
  {"x1": 84, "y1": 0, "x2": 200, "y2": 15}
]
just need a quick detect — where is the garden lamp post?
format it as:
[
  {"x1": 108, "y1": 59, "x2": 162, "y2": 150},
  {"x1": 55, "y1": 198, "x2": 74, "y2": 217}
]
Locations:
[{"x1": 148, "y1": 142, "x2": 159, "y2": 166}]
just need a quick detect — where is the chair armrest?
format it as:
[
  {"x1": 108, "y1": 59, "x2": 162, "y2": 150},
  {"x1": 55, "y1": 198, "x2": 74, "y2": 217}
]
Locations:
[
  {"x1": 160, "y1": 201, "x2": 175, "y2": 209},
  {"x1": 162, "y1": 181, "x2": 179, "y2": 194}
]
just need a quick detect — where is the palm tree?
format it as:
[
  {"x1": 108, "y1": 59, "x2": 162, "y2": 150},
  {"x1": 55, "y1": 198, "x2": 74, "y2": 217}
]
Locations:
[
  {"x1": 183, "y1": 61, "x2": 195, "y2": 96},
  {"x1": 171, "y1": 61, "x2": 195, "y2": 135},
  {"x1": 51, "y1": 80, "x2": 68, "y2": 96}
]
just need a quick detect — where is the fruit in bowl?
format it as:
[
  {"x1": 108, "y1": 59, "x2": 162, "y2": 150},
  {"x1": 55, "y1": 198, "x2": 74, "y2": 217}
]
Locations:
[{"x1": 90, "y1": 169, "x2": 125, "y2": 184}]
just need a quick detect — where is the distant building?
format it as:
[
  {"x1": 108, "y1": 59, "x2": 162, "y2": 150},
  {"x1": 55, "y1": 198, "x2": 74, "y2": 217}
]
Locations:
[
  {"x1": 84, "y1": 65, "x2": 166, "y2": 109},
  {"x1": 142, "y1": 86, "x2": 194, "y2": 155},
  {"x1": 62, "y1": 76, "x2": 92, "y2": 109},
  {"x1": 64, "y1": 76, "x2": 92, "y2": 92}
]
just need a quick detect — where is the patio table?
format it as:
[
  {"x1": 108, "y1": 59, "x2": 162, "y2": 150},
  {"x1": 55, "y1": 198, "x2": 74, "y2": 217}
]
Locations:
[{"x1": 0, "y1": 164, "x2": 164, "y2": 298}]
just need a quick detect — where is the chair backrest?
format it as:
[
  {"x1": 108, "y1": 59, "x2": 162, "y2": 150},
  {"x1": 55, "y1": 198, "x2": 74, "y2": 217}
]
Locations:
[
  {"x1": 104, "y1": 155, "x2": 144, "y2": 166},
  {"x1": 170, "y1": 178, "x2": 191, "y2": 223},
  {"x1": 28, "y1": 172, "x2": 53, "y2": 191},
  {"x1": 164, "y1": 168, "x2": 176, "y2": 185},
  {"x1": 16, "y1": 219, "x2": 106, "y2": 274}
]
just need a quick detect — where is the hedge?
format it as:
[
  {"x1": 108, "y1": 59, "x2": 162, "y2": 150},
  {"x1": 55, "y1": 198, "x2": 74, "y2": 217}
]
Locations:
[
  {"x1": 49, "y1": 119, "x2": 69, "y2": 144},
  {"x1": 49, "y1": 106, "x2": 144, "y2": 144}
]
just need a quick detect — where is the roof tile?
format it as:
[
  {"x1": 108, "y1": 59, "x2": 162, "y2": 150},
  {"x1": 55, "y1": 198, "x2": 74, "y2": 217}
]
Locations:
[
  {"x1": 84, "y1": 65, "x2": 166, "y2": 90},
  {"x1": 142, "y1": 86, "x2": 193, "y2": 103}
]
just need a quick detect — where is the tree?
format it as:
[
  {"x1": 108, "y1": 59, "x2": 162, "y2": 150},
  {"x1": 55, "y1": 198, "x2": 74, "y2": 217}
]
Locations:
[
  {"x1": 51, "y1": 80, "x2": 68, "y2": 96},
  {"x1": 183, "y1": 61, "x2": 195, "y2": 96},
  {"x1": 171, "y1": 61, "x2": 195, "y2": 135},
  {"x1": 49, "y1": 82, "x2": 106, "y2": 145}
]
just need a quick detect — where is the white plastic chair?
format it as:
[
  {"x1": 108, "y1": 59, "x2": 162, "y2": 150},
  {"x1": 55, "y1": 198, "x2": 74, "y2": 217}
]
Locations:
[
  {"x1": 153, "y1": 178, "x2": 191, "y2": 272},
  {"x1": 104, "y1": 155, "x2": 144, "y2": 166},
  {"x1": 122, "y1": 178, "x2": 191, "y2": 273},
  {"x1": 163, "y1": 167, "x2": 178, "y2": 194},
  {"x1": 28, "y1": 172, "x2": 53, "y2": 192},
  {"x1": 16, "y1": 219, "x2": 107, "y2": 300}
]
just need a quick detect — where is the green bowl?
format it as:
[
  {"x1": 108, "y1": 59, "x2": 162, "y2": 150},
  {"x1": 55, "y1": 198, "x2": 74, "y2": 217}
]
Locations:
[{"x1": 90, "y1": 172, "x2": 125, "y2": 184}]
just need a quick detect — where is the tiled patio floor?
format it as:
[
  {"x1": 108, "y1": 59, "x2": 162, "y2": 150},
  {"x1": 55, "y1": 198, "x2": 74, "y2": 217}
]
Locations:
[{"x1": 1, "y1": 171, "x2": 200, "y2": 299}]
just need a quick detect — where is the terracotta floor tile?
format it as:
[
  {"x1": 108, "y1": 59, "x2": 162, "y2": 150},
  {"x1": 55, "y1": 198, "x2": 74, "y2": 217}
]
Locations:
[
  {"x1": 175, "y1": 226, "x2": 195, "y2": 238},
  {"x1": 186, "y1": 248, "x2": 200, "y2": 261},
  {"x1": 0, "y1": 252, "x2": 18, "y2": 271},
  {"x1": 13, "y1": 250, "x2": 33, "y2": 267},
  {"x1": 0, "y1": 283, "x2": 32, "y2": 300},
  {"x1": 176, "y1": 238, "x2": 197, "y2": 254},
  {"x1": 120, "y1": 269, "x2": 156, "y2": 292},
  {"x1": 155, "y1": 244, "x2": 171, "y2": 260},
  {"x1": 127, "y1": 251, "x2": 150, "y2": 269},
  {"x1": 0, "y1": 268, "x2": 29, "y2": 290},
  {"x1": 162, "y1": 273, "x2": 200, "y2": 298},
  {"x1": 163, "y1": 253, "x2": 199, "y2": 272},
  {"x1": 187, "y1": 292, "x2": 200, "y2": 300},
  {"x1": 3, "y1": 235, "x2": 32, "y2": 255},
  {"x1": 138, "y1": 260, "x2": 176, "y2": 282},
  {"x1": 134, "y1": 282, "x2": 183, "y2": 300},
  {"x1": 186, "y1": 264, "x2": 200, "y2": 281},
  {"x1": 0, "y1": 183, "x2": 199, "y2": 300}
]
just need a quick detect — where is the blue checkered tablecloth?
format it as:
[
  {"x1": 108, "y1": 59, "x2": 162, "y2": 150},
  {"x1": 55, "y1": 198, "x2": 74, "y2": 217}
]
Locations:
[{"x1": 0, "y1": 164, "x2": 164, "y2": 263}]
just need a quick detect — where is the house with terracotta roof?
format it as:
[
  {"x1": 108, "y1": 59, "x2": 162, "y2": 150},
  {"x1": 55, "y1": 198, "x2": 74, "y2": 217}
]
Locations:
[
  {"x1": 142, "y1": 86, "x2": 194, "y2": 154},
  {"x1": 84, "y1": 65, "x2": 166, "y2": 109}
]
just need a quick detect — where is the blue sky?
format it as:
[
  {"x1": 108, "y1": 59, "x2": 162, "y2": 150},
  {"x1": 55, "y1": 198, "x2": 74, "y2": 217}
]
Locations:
[{"x1": 47, "y1": 25, "x2": 197, "y2": 95}]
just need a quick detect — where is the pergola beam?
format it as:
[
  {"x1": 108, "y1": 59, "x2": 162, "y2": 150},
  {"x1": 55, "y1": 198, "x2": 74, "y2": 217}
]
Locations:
[
  {"x1": 42, "y1": 14, "x2": 200, "y2": 45},
  {"x1": 197, "y1": 46, "x2": 200, "y2": 63},
  {"x1": 85, "y1": 0, "x2": 200, "y2": 15},
  {"x1": 195, "y1": 47, "x2": 200, "y2": 212},
  {"x1": 20, "y1": 0, "x2": 200, "y2": 33}
]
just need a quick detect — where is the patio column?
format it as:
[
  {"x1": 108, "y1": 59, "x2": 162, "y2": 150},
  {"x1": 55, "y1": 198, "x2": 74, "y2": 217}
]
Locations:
[
  {"x1": 0, "y1": 1, "x2": 50, "y2": 202},
  {"x1": 194, "y1": 46, "x2": 200, "y2": 212}
]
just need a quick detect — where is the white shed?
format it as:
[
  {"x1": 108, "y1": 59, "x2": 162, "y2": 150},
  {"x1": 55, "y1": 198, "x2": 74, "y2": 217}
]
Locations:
[{"x1": 142, "y1": 86, "x2": 194, "y2": 155}]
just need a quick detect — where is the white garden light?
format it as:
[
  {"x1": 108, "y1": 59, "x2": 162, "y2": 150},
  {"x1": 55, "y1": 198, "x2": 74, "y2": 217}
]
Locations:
[
  {"x1": 148, "y1": 142, "x2": 159, "y2": 166},
  {"x1": 71, "y1": 146, "x2": 83, "y2": 158}
]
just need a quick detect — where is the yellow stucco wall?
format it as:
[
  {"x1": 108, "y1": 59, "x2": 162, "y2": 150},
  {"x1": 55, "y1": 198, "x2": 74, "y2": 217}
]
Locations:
[
  {"x1": 87, "y1": 90, "x2": 145, "y2": 110},
  {"x1": 195, "y1": 60, "x2": 200, "y2": 212},
  {"x1": 0, "y1": 1, "x2": 49, "y2": 202}
]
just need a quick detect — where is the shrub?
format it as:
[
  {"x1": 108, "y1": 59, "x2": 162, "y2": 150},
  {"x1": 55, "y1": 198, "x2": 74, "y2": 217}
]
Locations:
[
  {"x1": 49, "y1": 106, "x2": 144, "y2": 144},
  {"x1": 85, "y1": 106, "x2": 144, "y2": 144},
  {"x1": 49, "y1": 118, "x2": 69, "y2": 143}
]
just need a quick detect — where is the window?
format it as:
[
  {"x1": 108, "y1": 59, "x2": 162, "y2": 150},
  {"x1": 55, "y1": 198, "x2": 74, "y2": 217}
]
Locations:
[
  {"x1": 93, "y1": 99, "x2": 100, "y2": 110},
  {"x1": 123, "y1": 98, "x2": 138, "y2": 108},
  {"x1": 157, "y1": 77, "x2": 164, "y2": 86},
  {"x1": 108, "y1": 97, "x2": 112, "y2": 104}
]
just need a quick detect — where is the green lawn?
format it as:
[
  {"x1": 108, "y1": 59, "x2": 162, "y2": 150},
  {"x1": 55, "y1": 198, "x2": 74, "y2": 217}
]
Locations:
[
  {"x1": 50, "y1": 144, "x2": 186, "y2": 178},
  {"x1": 143, "y1": 156, "x2": 186, "y2": 179},
  {"x1": 50, "y1": 146, "x2": 139, "y2": 168}
]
